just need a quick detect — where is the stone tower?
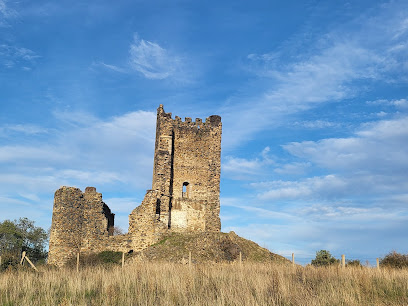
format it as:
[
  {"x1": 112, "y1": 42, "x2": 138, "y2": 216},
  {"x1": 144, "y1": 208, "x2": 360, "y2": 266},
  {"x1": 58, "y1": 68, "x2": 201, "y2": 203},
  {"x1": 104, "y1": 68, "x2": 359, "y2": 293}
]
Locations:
[
  {"x1": 48, "y1": 105, "x2": 222, "y2": 265},
  {"x1": 152, "y1": 104, "x2": 221, "y2": 231},
  {"x1": 128, "y1": 105, "x2": 222, "y2": 250}
]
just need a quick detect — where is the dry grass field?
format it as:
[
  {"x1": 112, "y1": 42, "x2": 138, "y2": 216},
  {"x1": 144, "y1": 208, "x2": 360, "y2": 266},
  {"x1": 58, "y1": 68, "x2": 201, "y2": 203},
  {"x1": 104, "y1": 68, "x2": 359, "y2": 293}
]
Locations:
[{"x1": 1, "y1": 262, "x2": 407, "y2": 305}]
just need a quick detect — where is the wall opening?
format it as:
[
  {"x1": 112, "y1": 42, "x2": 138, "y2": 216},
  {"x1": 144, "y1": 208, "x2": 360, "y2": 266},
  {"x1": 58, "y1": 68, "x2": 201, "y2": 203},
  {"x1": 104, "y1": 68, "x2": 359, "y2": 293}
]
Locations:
[
  {"x1": 103, "y1": 203, "x2": 115, "y2": 236},
  {"x1": 156, "y1": 199, "x2": 161, "y2": 217},
  {"x1": 182, "y1": 182, "x2": 189, "y2": 198}
]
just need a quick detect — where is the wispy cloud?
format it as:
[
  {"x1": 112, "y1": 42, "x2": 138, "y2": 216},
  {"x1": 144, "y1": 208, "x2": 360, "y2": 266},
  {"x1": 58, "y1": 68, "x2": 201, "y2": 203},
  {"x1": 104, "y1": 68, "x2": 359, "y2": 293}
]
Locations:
[
  {"x1": 221, "y1": 1, "x2": 408, "y2": 149},
  {"x1": 0, "y1": 0, "x2": 17, "y2": 26},
  {"x1": 129, "y1": 34, "x2": 184, "y2": 80},
  {"x1": 223, "y1": 147, "x2": 274, "y2": 179},
  {"x1": 96, "y1": 62, "x2": 127, "y2": 73},
  {"x1": 284, "y1": 116, "x2": 408, "y2": 175},
  {"x1": 251, "y1": 115, "x2": 408, "y2": 208},
  {"x1": 367, "y1": 98, "x2": 408, "y2": 109},
  {"x1": 95, "y1": 34, "x2": 191, "y2": 83},
  {"x1": 0, "y1": 44, "x2": 40, "y2": 69},
  {"x1": 0, "y1": 124, "x2": 48, "y2": 137},
  {"x1": 0, "y1": 110, "x2": 157, "y2": 229},
  {"x1": 294, "y1": 120, "x2": 341, "y2": 129},
  {"x1": 273, "y1": 162, "x2": 311, "y2": 175}
]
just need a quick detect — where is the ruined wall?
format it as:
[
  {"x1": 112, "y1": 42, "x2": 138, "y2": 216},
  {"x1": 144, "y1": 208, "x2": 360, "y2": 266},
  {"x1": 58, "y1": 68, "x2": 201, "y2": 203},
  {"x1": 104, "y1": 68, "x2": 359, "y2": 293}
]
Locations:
[
  {"x1": 48, "y1": 186, "x2": 117, "y2": 266},
  {"x1": 48, "y1": 187, "x2": 85, "y2": 266},
  {"x1": 48, "y1": 104, "x2": 222, "y2": 266},
  {"x1": 128, "y1": 190, "x2": 167, "y2": 252}
]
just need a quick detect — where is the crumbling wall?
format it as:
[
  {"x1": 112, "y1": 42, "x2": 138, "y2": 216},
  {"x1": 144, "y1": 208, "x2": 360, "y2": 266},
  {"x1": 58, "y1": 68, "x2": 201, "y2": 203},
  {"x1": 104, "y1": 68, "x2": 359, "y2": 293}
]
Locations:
[
  {"x1": 48, "y1": 104, "x2": 222, "y2": 266},
  {"x1": 80, "y1": 187, "x2": 115, "y2": 253},
  {"x1": 128, "y1": 190, "x2": 167, "y2": 251},
  {"x1": 48, "y1": 187, "x2": 84, "y2": 266},
  {"x1": 48, "y1": 186, "x2": 118, "y2": 266}
]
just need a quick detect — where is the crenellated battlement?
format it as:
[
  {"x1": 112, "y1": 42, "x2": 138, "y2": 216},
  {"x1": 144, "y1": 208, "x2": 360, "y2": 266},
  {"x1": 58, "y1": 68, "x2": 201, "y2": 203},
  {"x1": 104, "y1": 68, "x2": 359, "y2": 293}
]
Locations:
[{"x1": 158, "y1": 105, "x2": 221, "y2": 132}]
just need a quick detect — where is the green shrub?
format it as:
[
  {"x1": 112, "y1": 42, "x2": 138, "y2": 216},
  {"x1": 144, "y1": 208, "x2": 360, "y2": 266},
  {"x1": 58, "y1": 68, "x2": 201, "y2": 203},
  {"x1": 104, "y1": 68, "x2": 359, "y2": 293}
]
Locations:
[
  {"x1": 346, "y1": 259, "x2": 362, "y2": 267},
  {"x1": 65, "y1": 251, "x2": 125, "y2": 268},
  {"x1": 311, "y1": 250, "x2": 339, "y2": 267},
  {"x1": 97, "y1": 251, "x2": 123, "y2": 264},
  {"x1": 0, "y1": 252, "x2": 19, "y2": 271},
  {"x1": 0, "y1": 217, "x2": 47, "y2": 271},
  {"x1": 380, "y1": 251, "x2": 408, "y2": 269}
]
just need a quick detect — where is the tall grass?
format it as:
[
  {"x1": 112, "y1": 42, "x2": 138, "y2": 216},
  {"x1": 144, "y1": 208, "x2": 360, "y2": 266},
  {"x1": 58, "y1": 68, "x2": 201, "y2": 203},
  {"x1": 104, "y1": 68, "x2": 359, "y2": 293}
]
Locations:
[{"x1": 1, "y1": 262, "x2": 407, "y2": 305}]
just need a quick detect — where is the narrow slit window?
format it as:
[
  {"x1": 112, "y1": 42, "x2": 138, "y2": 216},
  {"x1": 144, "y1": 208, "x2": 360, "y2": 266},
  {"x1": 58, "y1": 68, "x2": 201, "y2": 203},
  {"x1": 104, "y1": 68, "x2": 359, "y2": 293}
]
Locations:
[
  {"x1": 156, "y1": 199, "x2": 161, "y2": 216},
  {"x1": 182, "y1": 182, "x2": 189, "y2": 198}
]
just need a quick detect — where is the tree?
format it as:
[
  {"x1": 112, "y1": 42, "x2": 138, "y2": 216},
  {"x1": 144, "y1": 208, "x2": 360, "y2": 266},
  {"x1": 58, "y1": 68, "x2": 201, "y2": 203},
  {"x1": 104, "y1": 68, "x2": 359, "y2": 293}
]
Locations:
[
  {"x1": 311, "y1": 250, "x2": 339, "y2": 267},
  {"x1": 380, "y1": 251, "x2": 408, "y2": 269},
  {"x1": 0, "y1": 217, "x2": 47, "y2": 269},
  {"x1": 112, "y1": 226, "x2": 125, "y2": 236}
]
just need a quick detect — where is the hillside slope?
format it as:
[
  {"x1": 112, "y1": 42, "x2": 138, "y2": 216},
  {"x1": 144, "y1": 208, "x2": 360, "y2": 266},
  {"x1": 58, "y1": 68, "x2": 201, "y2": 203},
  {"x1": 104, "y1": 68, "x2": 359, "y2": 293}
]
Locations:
[{"x1": 136, "y1": 231, "x2": 289, "y2": 264}]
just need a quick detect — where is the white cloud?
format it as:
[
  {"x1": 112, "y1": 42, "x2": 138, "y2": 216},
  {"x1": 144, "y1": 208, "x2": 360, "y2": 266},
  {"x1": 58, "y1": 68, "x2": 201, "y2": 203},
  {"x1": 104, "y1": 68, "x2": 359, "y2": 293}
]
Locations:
[
  {"x1": 222, "y1": 147, "x2": 274, "y2": 179},
  {"x1": 294, "y1": 120, "x2": 340, "y2": 129},
  {"x1": 0, "y1": 124, "x2": 48, "y2": 136},
  {"x1": 97, "y1": 62, "x2": 127, "y2": 73},
  {"x1": 95, "y1": 34, "x2": 191, "y2": 82},
  {"x1": 129, "y1": 34, "x2": 183, "y2": 80},
  {"x1": 248, "y1": 116, "x2": 408, "y2": 222},
  {"x1": 273, "y1": 162, "x2": 311, "y2": 175},
  {"x1": 0, "y1": 110, "x2": 156, "y2": 195},
  {"x1": 221, "y1": 197, "x2": 295, "y2": 221},
  {"x1": 225, "y1": 213, "x2": 408, "y2": 265},
  {"x1": 367, "y1": 98, "x2": 408, "y2": 109},
  {"x1": 0, "y1": 0, "x2": 17, "y2": 25},
  {"x1": 0, "y1": 109, "x2": 158, "y2": 231},
  {"x1": 221, "y1": 2, "x2": 408, "y2": 149},
  {"x1": 283, "y1": 116, "x2": 408, "y2": 174},
  {"x1": 0, "y1": 45, "x2": 40, "y2": 69},
  {"x1": 254, "y1": 175, "x2": 344, "y2": 201}
]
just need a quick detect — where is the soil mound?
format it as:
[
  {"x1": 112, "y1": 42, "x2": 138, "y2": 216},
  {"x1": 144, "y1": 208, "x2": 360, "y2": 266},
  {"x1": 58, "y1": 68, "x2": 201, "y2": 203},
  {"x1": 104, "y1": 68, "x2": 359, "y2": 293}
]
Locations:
[{"x1": 136, "y1": 231, "x2": 289, "y2": 264}]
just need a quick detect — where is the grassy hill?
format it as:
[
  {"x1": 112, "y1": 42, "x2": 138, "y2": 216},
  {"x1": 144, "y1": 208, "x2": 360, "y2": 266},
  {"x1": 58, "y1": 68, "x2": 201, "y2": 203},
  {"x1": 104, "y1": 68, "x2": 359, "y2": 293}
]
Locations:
[{"x1": 136, "y1": 231, "x2": 289, "y2": 264}]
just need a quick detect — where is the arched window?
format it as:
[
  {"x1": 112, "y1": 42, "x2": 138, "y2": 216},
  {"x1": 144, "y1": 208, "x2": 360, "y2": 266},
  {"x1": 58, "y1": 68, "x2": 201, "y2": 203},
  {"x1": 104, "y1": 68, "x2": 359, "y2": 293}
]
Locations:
[{"x1": 182, "y1": 182, "x2": 189, "y2": 198}]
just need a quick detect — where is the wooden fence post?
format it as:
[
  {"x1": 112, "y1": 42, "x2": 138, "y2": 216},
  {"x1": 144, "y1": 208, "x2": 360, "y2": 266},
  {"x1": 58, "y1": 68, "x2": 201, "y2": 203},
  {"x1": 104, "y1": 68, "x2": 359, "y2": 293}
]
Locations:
[
  {"x1": 0, "y1": 255, "x2": 2, "y2": 268},
  {"x1": 24, "y1": 255, "x2": 38, "y2": 272},
  {"x1": 292, "y1": 253, "x2": 295, "y2": 267},
  {"x1": 341, "y1": 254, "x2": 345, "y2": 269},
  {"x1": 76, "y1": 253, "x2": 80, "y2": 273},
  {"x1": 20, "y1": 251, "x2": 26, "y2": 265},
  {"x1": 376, "y1": 258, "x2": 380, "y2": 270},
  {"x1": 189, "y1": 251, "x2": 192, "y2": 267},
  {"x1": 122, "y1": 252, "x2": 125, "y2": 268}
]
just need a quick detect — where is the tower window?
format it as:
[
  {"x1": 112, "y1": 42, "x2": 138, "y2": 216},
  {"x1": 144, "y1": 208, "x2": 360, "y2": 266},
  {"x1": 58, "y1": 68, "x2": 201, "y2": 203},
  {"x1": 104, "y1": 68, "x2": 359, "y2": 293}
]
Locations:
[
  {"x1": 182, "y1": 182, "x2": 189, "y2": 198},
  {"x1": 156, "y1": 199, "x2": 161, "y2": 216}
]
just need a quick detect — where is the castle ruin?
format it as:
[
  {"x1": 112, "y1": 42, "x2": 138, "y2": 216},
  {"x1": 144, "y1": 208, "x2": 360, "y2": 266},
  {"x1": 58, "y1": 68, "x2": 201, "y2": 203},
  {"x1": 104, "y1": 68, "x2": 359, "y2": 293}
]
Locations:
[{"x1": 48, "y1": 105, "x2": 222, "y2": 266}]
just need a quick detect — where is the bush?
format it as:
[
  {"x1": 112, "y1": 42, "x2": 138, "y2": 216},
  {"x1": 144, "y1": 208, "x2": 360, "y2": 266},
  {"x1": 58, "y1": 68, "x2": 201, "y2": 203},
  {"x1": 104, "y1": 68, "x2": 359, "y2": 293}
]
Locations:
[
  {"x1": 97, "y1": 251, "x2": 123, "y2": 264},
  {"x1": 346, "y1": 259, "x2": 362, "y2": 267},
  {"x1": 65, "y1": 251, "x2": 125, "y2": 268},
  {"x1": 0, "y1": 217, "x2": 47, "y2": 270},
  {"x1": 0, "y1": 252, "x2": 19, "y2": 271},
  {"x1": 380, "y1": 251, "x2": 408, "y2": 269},
  {"x1": 311, "y1": 250, "x2": 339, "y2": 267}
]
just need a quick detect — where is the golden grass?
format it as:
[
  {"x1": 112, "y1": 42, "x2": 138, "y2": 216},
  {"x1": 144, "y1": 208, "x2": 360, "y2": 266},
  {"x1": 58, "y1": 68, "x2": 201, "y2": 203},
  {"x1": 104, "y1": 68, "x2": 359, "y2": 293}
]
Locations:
[{"x1": 1, "y1": 262, "x2": 407, "y2": 305}]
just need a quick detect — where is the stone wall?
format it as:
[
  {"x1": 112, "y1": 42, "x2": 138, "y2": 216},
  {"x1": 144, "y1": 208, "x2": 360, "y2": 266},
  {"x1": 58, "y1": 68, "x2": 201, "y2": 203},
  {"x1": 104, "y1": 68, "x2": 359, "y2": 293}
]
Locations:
[
  {"x1": 48, "y1": 105, "x2": 222, "y2": 266},
  {"x1": 153, "y1": 105, "x2": 222, "y2": 232},
  {"x1": 48, "y1": 186, "x2": 116, "y2": 266}
]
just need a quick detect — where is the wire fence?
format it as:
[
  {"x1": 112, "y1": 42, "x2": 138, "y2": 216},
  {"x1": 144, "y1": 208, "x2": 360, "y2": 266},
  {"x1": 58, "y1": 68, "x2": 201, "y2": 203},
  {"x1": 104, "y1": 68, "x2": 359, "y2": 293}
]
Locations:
[{"x1": 278, "y1": 252, "x2": 382, "y2": 267}]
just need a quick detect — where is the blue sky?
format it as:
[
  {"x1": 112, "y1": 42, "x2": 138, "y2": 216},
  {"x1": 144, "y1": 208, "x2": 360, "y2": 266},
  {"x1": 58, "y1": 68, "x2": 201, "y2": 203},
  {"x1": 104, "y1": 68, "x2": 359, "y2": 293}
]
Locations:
[{"x1": 1, "y1": 0, "x2": 407, "y2": 264}]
